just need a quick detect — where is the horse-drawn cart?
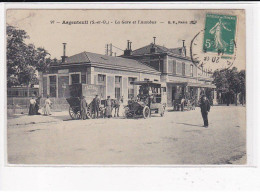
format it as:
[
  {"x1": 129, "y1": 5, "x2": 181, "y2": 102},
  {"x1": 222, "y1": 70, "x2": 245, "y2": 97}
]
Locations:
[
  {"x1": 173, "y1": 97, "x2": 196, "y2": 111},
  {"x1": 66, "y1": 83, "x2": 104, "y2": 119}
]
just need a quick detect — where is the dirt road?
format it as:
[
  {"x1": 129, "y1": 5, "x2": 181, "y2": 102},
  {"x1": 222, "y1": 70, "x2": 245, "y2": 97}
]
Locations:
[{"x1": 7, "y1": 106, "x2": 246, "y2": 165}]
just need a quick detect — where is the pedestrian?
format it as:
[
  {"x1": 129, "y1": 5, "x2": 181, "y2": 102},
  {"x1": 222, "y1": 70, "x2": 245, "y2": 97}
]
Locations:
[
  {"x1": 43, "y1": 95, "x2": 52, "y2": 116},
  {"x1": 92, "y1": 95, "x2": 100, "y2": 119},
  {"x1": 105, "y1": 96, "x2": 112, "y2": 118},
  {"x1": 28, "y1": 96, "x2": 36, "y2": 115},
  {"x1": 200, "y1": 95, "x2": 211, "y2": 127},
  {"x1": 35, "y1": 96, "x2": 41, "y2": 115},
  {"x1": 118, "y1": 96, "x2": 125, "y2": 116},
  {"x1": 80, "y1": 95, "x2": 87, "y2": 120}
]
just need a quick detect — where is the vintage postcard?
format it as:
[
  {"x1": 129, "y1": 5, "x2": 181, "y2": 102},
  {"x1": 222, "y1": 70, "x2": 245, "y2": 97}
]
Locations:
[{"x1": 6, "y1": 9, "x2": 246, "y2": 165}]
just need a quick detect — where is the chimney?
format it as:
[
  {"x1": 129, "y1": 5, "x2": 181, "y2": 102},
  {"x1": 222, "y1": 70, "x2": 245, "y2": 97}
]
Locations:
[
  {"x1": 61, "y1": 43, "x2": 68, "y2": 63},
  {"x1": 124, "y1": 40, "x2": 132, "y2": 56},
  {"x1": 153, "y1": 37, "x2": 156, "y2": 45},
  {"x1": 182, "y1": 40, "x2": 186, "y2": 57},
  {"x1": 129, "y1": 41, "x2": 132, "y2": 50},
  {"x1": 150, "y1": 37, "x2": 156, "y2": 53}
]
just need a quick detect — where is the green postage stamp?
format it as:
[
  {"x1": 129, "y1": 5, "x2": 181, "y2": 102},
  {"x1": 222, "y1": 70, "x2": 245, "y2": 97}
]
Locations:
[{"x1": 203, "y1": 14, "x2": 237, "y2": 55}]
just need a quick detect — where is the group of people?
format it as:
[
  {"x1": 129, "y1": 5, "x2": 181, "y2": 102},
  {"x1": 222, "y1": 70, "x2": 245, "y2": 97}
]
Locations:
[
  {"x1": 80, "y1": 95, "x2": 125, "y2": 120},
  {"x1": 29, "y1": 92, "x2": 210, "y2": 127},
  {"x1": 28, "y1": 95, "x2": 52, "y2": 116}
]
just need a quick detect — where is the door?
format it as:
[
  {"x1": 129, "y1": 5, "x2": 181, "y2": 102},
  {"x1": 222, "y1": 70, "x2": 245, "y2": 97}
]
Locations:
[{"x1": 172, "y1": 86, "x2": 177, "y2": 102}]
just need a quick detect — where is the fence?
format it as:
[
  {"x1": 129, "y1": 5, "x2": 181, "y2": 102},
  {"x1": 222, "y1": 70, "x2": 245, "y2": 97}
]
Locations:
[{"x1": 7, "y1": 97, "x2": 70, "y2": 116}]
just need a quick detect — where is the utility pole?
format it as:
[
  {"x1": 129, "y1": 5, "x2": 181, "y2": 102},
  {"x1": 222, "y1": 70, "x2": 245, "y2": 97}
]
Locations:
[
  {"x1": 109, "y1": 43, "x2": 113, "y2": 56},
  {"x1": 105, "y1": 44, "x2": 109, "y2": 55}
]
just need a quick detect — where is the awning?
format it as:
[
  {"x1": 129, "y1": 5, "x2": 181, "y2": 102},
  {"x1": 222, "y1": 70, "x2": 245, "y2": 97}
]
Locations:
[
  {"x1": 166, "y1": 81, "x2": 188, "y2": 85},
  {"x1": 167, "y1": 81, "x2": 216, "y2": 89},
  {"x1": 187, "y1": 82, "x2": 216, "y2": 89}
]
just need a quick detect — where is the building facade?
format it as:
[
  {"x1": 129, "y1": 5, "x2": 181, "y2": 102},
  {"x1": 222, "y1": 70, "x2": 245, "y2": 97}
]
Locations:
[
  {"x1": 39, "y1": 40, "x2": 216, "y2": 107},
  {"x1": 39, "y1": 51, "x2": 161, "y2": 102},
  {"x1": 121, "y1": 40, "x2": 216, "y2": 106}
]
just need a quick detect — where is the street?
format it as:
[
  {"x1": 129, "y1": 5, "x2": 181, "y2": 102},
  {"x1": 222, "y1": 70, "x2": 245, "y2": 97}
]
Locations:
[{"x1": 7, "y1": 105, "x2": 246, "y2": 165}]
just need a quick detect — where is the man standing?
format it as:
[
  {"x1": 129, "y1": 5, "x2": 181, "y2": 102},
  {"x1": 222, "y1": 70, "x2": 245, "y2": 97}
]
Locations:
[
  {"x1": 80, "y1": 96, "x2": 87, "y2": 120},
  {"x1": 92, "y1": 95, "x2": 100, "y2": 119},
  {"x1": 105, "y1": 96, "x2": 112, "y2": 118},
  {"x1": 200, "y1": 95, "x2": 211, "y2": 127}
]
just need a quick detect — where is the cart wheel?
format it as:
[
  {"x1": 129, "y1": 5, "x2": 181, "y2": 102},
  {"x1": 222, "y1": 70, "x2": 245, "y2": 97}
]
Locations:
[
  {"x1": 69, "y1": 106, "x2": 81, "y2": 120},
  {"x1": 143, "y1": 106, "x2": 150, "y2": 119},
  {"x1": 86, "y1": 105, "x2": 93, "y2": 119}
]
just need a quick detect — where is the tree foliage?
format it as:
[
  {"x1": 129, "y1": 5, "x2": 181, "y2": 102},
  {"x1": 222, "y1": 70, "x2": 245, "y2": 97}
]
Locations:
[
  {"x1": 213, "y1": 67, "x2": 246, "y2": 104},
  {"x1": 7, "y1": 25, "x2": 53, "y2": 87}
]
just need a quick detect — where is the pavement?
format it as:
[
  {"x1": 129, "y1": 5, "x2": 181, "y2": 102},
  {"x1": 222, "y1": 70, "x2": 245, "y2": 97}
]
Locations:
[{"x1": 7, "y1": 105, "x2": 246, "y2": 165}]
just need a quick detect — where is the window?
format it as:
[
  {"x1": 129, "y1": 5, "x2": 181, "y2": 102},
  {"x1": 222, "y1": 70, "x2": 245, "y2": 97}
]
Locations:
[
  {"x1": 162, "y1": 87, "x2": 166, "y2": 92},
  {"x1": 168, "y1": 60, "x2": 173, "y2": 73},
  {"x1": 98, "y1": 74, "x2": 106, "y2": 82},
  {"x1": 173, "y1": 60, "x2": 176, "y2": 74},
  {"x1": 168, "y1": 60, "x2": 177, "y2": 74},
  {"x1": 115, "y1": 87, "x2": 121, "y2": 99},
  {"x1": 115, "y1": 76, "x2": 121, "y2": 83},
  {"x1": 81, "y1": 74, "x2": 86, "y2": 84},
  {"x1": 176, "y1": 62, "x2": 182, "y2": 74},
  {"x1": 128, "y1": 88, "x2": 135, "y2": 99},
  {"x1": 49, "y1": 75, "x2": 57, "y2": 97},
  {"x1": 71, "y1": 74, "x2": 80, "y2": 84},
  {"x1": 115, "y1": 76, "x2": 122, "y2": 98},
  {"x1": 190, "y1": 64, "x2": 194, "y2": 77},
  {"x1": 128, "y1": 77, "x2": 136, "y2": 85},
  {"x1": 128, "y1": 77, "x2": 137, "y2": 99},
  {"x1": 182, "y1": 62, "x2": 185, "y2": 76}
]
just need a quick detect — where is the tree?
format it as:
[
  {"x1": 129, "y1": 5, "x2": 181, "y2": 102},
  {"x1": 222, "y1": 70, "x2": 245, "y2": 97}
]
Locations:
[
  {"x1": 213, "y1": 67, "x2": 246, "y2": 105},
  {"x1": 7, "y1": 25, "x2": 30, "y2": 87},
  {"x1": 7, "y1": 25, "x2": 53, "y2": 89},
  {"x1": 226, "y1": 67, "x2": 241, "y2": 105},
  {"x1": 238, "y1": 70, "x2": 246, "y2": 105}
]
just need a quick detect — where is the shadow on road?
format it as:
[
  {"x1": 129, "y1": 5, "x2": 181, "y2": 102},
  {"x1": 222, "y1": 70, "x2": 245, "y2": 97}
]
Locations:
[{"x1": 176, "y1": 122, "x2": 203, "y2": 127}]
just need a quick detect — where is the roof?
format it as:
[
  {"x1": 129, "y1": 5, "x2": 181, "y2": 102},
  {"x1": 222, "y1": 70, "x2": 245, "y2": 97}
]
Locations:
[
  {"x1": 130, "y1": 43, "x2": 192, "y2": 61},
  {"x1": 131, "y1": 43, "x2": 167, "y2": 56},
  {"x1": 60, "y1": 51, "x2": 161, "y2": 75}
]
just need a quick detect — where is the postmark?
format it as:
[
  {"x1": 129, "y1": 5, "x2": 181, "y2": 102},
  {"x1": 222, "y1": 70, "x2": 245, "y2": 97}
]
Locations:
[{"x1": 190, "y1": 13, "x2": 238, "y2": 74}]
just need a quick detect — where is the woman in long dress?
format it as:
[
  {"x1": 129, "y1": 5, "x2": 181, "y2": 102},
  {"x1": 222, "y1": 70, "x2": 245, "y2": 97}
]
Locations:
[
  {"x1": 43, "y1": 96, "x2": 52, "y2": 116},
  {"x1": 118, "y1": 96, "x2": 125, "y2": 117},
  {"x1": 28, "y1": 97, "x2": 36, "y2": 115}
]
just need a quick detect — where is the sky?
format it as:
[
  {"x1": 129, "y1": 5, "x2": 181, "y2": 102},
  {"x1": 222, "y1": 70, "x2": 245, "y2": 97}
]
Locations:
[{"x1": 6, "y1": 9, "x2": 246, "y2": 70}]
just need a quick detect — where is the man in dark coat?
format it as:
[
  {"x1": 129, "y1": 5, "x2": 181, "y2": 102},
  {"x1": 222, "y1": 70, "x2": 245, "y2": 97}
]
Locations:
[
  {"x1": 200, "y1": 95, "x2": 211, "y2": 127},
  {"x1": 80, "y1": 96, "x2": 87, "y2": 120},
  {"x1": 92, "y1": 95, "x2": 100, "y2": 119}
]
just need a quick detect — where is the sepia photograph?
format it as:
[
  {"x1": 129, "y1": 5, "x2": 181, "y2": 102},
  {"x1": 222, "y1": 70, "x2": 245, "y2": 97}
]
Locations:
[{"x1": 6, "y1": 9, "x2": 246, "y2": 165}]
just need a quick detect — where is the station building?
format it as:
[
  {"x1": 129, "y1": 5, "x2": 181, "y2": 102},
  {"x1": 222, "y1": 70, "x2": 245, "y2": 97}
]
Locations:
[{"x1": 39, "y1": 39, "x2": 216, "y2": 106}]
